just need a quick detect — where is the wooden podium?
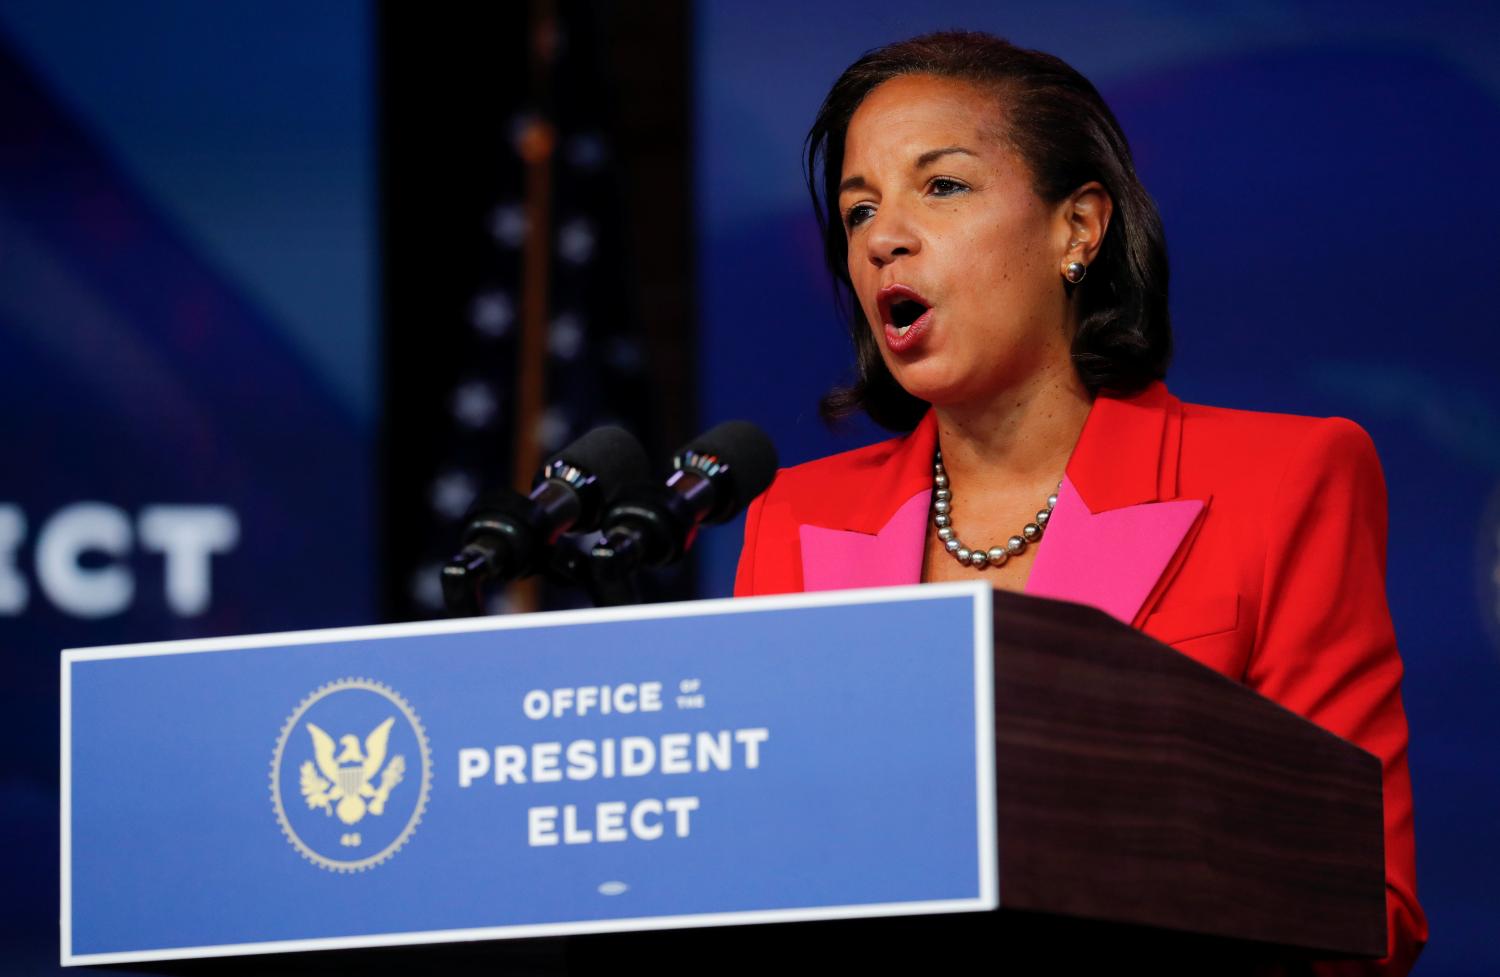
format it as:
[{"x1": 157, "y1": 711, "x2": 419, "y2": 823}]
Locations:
[
  {"x1": 66, "y1": 586, "x2": 1384, "y2": 974},
  {"x1": 570, "y1": 589, "x2": 1385, "y2": 975}
]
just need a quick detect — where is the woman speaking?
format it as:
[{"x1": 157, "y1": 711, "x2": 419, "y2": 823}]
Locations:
[{"x1": 732, "y1": 32, "x2": 1425, "y2": 975}]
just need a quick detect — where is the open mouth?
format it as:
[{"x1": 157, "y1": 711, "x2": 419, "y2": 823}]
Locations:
[
  {"x1": 890, "y1": 298, "x2": 927, "y2": 334},
  {"x1": 876, "y1": 284, "x2": 934, "y2": 341}
]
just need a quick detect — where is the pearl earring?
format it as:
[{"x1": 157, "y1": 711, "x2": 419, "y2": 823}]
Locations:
[{"x1": 1063, "y1": 261, "x2": 1087, "y2": 284}]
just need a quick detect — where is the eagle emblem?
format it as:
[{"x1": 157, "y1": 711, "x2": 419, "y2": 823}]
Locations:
[
  {"x1": 273, "y1": 678, "x2": 430, "y2": 872},
  {"x1": 298, "y1": 717, "x2": 406, "y2": 826}
]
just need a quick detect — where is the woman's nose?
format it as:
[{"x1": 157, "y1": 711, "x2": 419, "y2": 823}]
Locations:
[{"x1": 863, "y1": 208, "x2": 920, "y2": 267}]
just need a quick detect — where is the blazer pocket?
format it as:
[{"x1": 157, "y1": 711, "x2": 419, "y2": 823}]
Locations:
[{"x1": 1143, "y1": 593, "x2": 1240, "y2": 646}]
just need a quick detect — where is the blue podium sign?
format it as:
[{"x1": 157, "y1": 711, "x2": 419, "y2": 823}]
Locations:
[{"x1": 61, "y1": 582, "x2": 998, "y2": 965}]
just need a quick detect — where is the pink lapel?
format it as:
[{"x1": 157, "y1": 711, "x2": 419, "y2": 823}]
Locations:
[
  {"x1": 794, "y1": 383, "x2": 1206, "y2": 623},
  {"x1": 796, "y1": 411, "x2": 937, "y2": 593},
  {"x1": 1028, "y1": 383, "x2": 1207, "y2": 625},
  {"x1": 799, "y1": 490, "x2": 930, "y2": 591},
  {"x1": 1024, "y1": 475, "x2": 1203, "y2": 625}
]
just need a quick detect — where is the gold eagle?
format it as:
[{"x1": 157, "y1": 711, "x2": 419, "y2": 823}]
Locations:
[{"x1": 299, "y1": 717, "x2": 405, "y2": 825}]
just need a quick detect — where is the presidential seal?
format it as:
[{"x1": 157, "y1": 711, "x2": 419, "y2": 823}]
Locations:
[{"x1": 270, "y1": 678, "x2": 432, "y2": 872}]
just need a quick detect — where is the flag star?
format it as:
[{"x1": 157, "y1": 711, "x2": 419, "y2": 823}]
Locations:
[
  {"x1": 409, "y1": 563, "x2": 445, "y2": 610},
  {"x1": 429, "y1": 471, "x2": 478, "y2": 520},
  {"x1": 607, "y1": 337, "x2": 644, "y2": 375},
  {"x1": 489, "y1": 204, "x2": 527, "y2": 248},
  {"x1": 566, "y1": 132, "x2": 608, "y2": 170},
  {"x1": 452, "y1": 381, "x2": 499, "y2": 428},
  {"x1": 471, "y1": 291, "x2": 515, "y2": 338},
  {"x1": 535, "y1": 408, "x2": 572, "y2": 452},
  {"x1": 557, "y1": 217, "x2": 596, "y2": 264},
  {"x1": 549, "y1": 313, "x2": 585, "y2": 360}
]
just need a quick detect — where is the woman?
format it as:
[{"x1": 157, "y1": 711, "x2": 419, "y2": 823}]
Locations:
[{"x1": 732, "y1": 32, "x2": 1425, "y2": 975}]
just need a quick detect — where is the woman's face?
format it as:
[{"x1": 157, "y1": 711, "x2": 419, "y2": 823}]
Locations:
[{"x1": 839, "y1": 73, "x2": 1075, "y2": 407}]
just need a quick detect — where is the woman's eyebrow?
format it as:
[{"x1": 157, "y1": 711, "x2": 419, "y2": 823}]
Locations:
[
  {"x1": 915, "y1": 145, "x2": 977, "y2": 168},
  {"x1": 838, "y1": 174, "x2": 868, "y2": 196},
  {"x1": 839, "y1": 146, "x2": 978, "y2": 197}
]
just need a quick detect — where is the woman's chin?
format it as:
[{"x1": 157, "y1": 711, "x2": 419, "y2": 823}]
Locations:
[
  {"x1": 888, "y1": 345, "x2": 1065, "y2": 410},
  {"x1": 887, "y1": 370, "x2": 977, "y2": 409}
]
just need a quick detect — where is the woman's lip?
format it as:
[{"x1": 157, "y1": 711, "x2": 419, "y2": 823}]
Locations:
[
  {"x1": 884, "y1": 307, "x2": 934, "y2": 353},
  {"x1": 876, "y1": 283, "x2": 932, "y2": 322},
  {"x1": 875, "y1": 283, "x2": 935, "y2": 354}
]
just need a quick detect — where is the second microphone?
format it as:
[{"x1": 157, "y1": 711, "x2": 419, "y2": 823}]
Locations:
[{"x1": 591, "y1": 420, "x2": 778, "y2": 580}]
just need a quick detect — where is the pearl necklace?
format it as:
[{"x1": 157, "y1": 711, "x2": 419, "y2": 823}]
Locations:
[{"x1": 932, "y1": 449, "x2": 1060, "y2": 569}]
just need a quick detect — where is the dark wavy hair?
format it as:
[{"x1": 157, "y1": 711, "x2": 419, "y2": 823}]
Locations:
[{"x1": 807, "y1": 31, "x2": 1171, "y2": 431}]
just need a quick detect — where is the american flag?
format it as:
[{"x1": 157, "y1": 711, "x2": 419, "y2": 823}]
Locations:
[{"x1": 381, "y1": 1, "x2": 694, "y2": 620}]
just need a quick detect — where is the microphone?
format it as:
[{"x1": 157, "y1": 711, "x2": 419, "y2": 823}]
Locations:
[
  {"x1": 442, "y1": 426, "x2": 650, "y2": 613},
  {"x1": 590, "y1": 420, "x2": 778, "y2": 580}
]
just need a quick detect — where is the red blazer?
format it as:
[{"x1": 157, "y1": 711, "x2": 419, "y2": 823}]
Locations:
[{"x1": 734, "y1": 381, "x2": 1426, "y2": 975}]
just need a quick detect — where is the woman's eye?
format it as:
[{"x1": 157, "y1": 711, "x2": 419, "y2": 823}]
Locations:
[
  {"x1": 844, "y1": 203, "x2": 875, "y2": 229},
  {"x1": 929, "y1": 177, "x2": 968, "y2": 196}
]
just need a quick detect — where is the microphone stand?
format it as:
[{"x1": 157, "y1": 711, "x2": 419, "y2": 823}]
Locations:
[
  {"x1": 442, "y1": 533, "x2": 641, "y2": 617},
  {"x1": 543, "y1": 536, "x2": 642, "y2": 608}
]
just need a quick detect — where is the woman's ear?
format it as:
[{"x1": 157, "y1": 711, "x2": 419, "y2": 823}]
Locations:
[{"x1": 1060, "y1": 181, "x2": 1113, "y2": 267}]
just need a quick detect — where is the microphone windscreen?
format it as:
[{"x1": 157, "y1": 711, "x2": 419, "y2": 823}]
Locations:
[
  {"x1": 550, "y1": 426, "x2": 652, "y2": 499},
  {"x1": 681, "y1": 420, "x2": 779, "y2": 522}
]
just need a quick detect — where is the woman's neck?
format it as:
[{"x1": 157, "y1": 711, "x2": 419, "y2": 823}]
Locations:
[{"x1": 931, "y1": 364, "x2": 1093, "y2": 492}]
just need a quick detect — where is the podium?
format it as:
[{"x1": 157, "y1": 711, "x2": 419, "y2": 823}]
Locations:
[{"x1": 61, "y1": 583, "x2": 1384, "y2": 973}]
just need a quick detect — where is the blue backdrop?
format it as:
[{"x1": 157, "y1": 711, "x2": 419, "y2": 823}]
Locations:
[
  {"x1": 0, "y1": 2, "x2": 375, "y2": 973},
  {"x1": 695, "y1": 5, "x2": 1500, "y2": 975}
]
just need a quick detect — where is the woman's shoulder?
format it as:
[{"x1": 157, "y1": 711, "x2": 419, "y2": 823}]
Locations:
[
  {"x1": 1178, "y1": 395, "x2": 1370, "y2": 439},
  {"x1": 1171, "y1": 394, "x2": 1384, "y2": 498}
]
